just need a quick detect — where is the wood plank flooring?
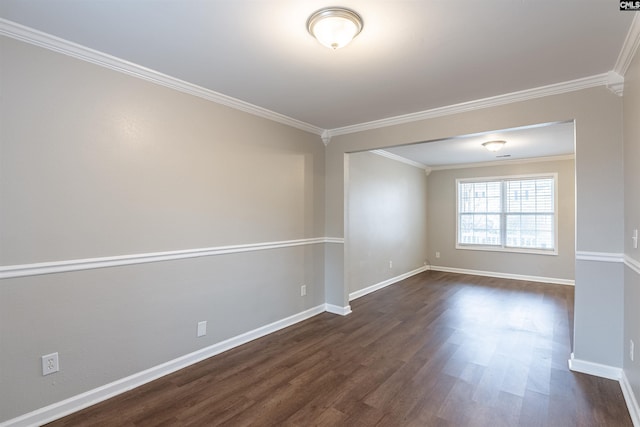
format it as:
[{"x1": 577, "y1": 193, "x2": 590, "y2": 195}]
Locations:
[{"x1": 47, "y1": 271, "x2": 632, "y2": 426}]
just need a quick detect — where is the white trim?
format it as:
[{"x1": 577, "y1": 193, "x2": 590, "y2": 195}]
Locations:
[
  {"x1": 455, "y1": 245, "x2": 557, "y2": 257},
  {"x1": 321, "y1": 130, "x2": 331, "y2": 146},
  {"x1": 568, "y1": 353, "x2": 622, "y2": 381},
  {"x1": 430, "y1": 265, "x2": 574, "y2": 286},
  {"x1": 454, "y1": 172, "x2": 559, "y2": 183},
  {"x1": 0, "y1": 18, "x2": 323, "y2": 137},
  {"x1": 575, "y1": 251, "x2": 625, "y2": 263},
  {"x1": 455, "y1": 173, "x2": 559, "y2": 256},
  {"x1": 615, "y1": 14, "x2": 640, "y2": 77},
  {"x1": 2, "y1": 15, "x2": 633, "y2": 142},
  {"x1": 607, "y1": 71, "x2": 625, "y2": 96},
  {"x1": 324, "y1": 237, "x2": 346, "y2": 244},
  {"x1": 2, "y1": 16, "x2": 632, "y2": 143},
  {"x1": 369, "y1": 150, "x2": 430, "y2": 171},
  {"x1": 625, "y1": 255, "x2": 640, "y2": 276},
  {"x1": 0, "y1": 237, "x2": 344, "y2": 280},
  {"x1": 349, "y1": 265, "x2": 429, "y2": 301},
  {"x1": 621, "y1": 371, "x2": 640, "y2": 427},
  {"x1": 324, "y1": 304, "x2": 352, "y2": 316},
  {"x1": 0, "y1": 304, "x2": 327, "y2": 427},
  {"x1": 327, "y1": 74, "x2": 609, "y2": 137},
  {"x1": 429, "y1": 154, "x2": 575, "y2": 172}
]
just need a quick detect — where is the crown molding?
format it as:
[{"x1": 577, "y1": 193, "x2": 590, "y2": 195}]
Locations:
[
  {"x1": 321, "y1": 130, "x2": 332, "y2": 146},
  {"x1": 614, "y1": 13, "x2": 640, "y2": 77},
  {"x1": 370, "y1": 149, "x2": 431, "y2": 172},
  {"x1": 428, "y1": 154, "x2": 575, "y2": 172},
  {"x1": 606, "y1": 71, "x2": 625, "y2": 96},
  {"x1": 0, "y1": 18, "x2": 324, "y2": 137},
  {"x1": 327, "y1": 74, "x2": 610, "y2": 137},
  {"x1": 2, "y1": 17, "x2": 634, "y2": 143}
]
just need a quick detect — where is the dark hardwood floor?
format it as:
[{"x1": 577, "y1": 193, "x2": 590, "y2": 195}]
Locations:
[{"x1": 47, "y1": 271, "x2": 632, "y2": 426}]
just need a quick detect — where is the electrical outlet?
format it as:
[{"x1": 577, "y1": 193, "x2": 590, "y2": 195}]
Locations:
[
  {"x1": 435, "y1": 251, "x2": 440, "y2": 259},
  {"x1": 197, "y1": 321, "x2": 207, "y2": 337},
  {"x1": 389, "y1": 260, "x2": 393, "y2": 269},
  {"x1": 301, "y1": 285, "x2": 306, "y2": 296},
  {"x1": 42, "y1": 352, "x2": 59, "y2": 376},
  {"x1": 631, "y1": 339, "x2": 635, "y2": 362},
  {"x1": 633, "y1": 229, "x2": 638, "y2": 249}
]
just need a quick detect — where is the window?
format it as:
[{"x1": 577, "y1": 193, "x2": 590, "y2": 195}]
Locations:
[{"x1": 456, "y1": 174, "x2": 557, "y2": 254}]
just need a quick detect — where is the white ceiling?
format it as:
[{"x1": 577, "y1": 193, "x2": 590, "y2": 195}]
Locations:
[
  {"x1": 384, "y1": 121, "x2": 575, "y2": 168},
  {"x1": 0, "y1": 1, "x2": 632, "y2": 165}
]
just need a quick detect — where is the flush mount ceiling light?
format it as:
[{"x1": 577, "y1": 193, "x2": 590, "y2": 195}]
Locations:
[
  {"x1": 482, "y1": 140, "x2": 507, "y2": 152},
  {"x1": 307, "y1": 7, "x2": 364, "y2": 49}
]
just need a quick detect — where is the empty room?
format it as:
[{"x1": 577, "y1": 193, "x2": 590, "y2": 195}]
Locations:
[{"x1": 1, "y1": 2, "x2": 639, "y2": 426}]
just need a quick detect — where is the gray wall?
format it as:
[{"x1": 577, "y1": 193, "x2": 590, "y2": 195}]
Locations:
[
  {"x1": 1, "y1": 24, "x2": 636, "y2": 424},
  {"x1": 0, "y1": 36, "x2": 326, "y2": 421},
  {"x1": 427, "y1": 158, "x2": 575, "y2": 281},
  {"x1": 346, "y1": 152, "x2": 428, "y2": 295},
  {"x1": 623, "y1": 39, "x2": 640, "y2": 410},
  {"x1": 326, "y1": 86, "x2": 624, "y2": 369}
]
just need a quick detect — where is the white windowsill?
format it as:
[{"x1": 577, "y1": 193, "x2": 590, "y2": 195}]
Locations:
[{"x1": 456, "y1": 244, "x2": 558, "y2": 256}]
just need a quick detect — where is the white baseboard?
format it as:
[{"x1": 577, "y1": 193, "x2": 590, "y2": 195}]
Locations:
[
  {"x1": 0, "y1": 304, "x2": 327, "y2": 427},
  {"x1": 325, "y1": 303, "x2": 352, "y2": 316},
  {"x1": 431, "y1": 265, "x2": 574, "y2": 286},
  {"x1": 568, "y1": 353, "x2": 622, "y2": 380},
  {"x1": 349, "y1": 265, "x2": 429, "y2": 301},
  {"x1": 568, "y1": 355, "x2": 639, "y2": 426},
  {"x1": 621, "y1": 371, "x2": 640, "y2": 427}
]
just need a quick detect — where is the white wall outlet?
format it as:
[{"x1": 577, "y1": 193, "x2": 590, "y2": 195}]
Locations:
[
  {"x1": 389, "y1": 260, "x2": 393, "y2": 269},
  {"x1": 42, "y1": 352, "x2": 59, "y2": 376},
  {"x1": 631, "y1": 339, "x2": 635, "y2": 362},
  {"x1": 197, "y1": 321, "x2": 207, "y2": 337},
  {"x1": 435, "y1": 251, "x2": 440, "y2": 259},
  {"x1": 301, "y1": 285, "x2": 306, "y2": 296},
  {"x1": 633, "y1": 229, "x2": 638, "y2": 249}
]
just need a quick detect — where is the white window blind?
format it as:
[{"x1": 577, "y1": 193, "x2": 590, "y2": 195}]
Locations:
[{"x1": 457, "y1": 175, "x2": 556, "y2": 253}]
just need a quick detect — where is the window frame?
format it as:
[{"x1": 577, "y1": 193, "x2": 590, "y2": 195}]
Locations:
[{"x1": 455, "y1": 173, "x2": 559, "y2": 256}]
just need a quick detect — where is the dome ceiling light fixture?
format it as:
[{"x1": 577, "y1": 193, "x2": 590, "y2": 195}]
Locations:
[
  {"x1": 307, "y1": 7, "x2": 364, "y2": 50},
  {"x1": 482, "y1": 140, "x2": 507, "y2": 152}
]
